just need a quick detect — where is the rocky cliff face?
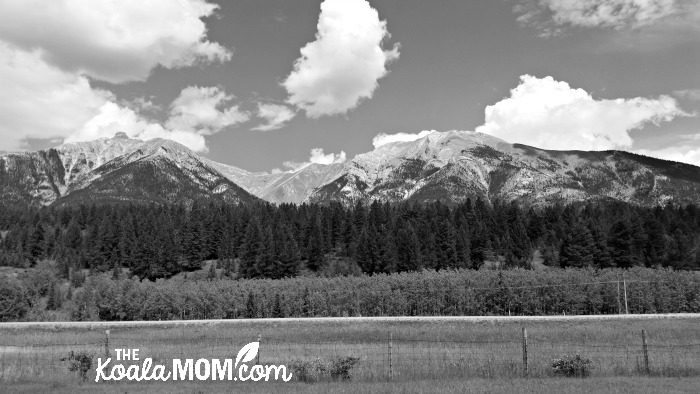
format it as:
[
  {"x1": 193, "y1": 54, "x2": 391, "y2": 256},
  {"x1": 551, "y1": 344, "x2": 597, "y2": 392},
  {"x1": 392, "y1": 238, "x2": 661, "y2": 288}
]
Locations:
[
  {"x1": 307, "y1": 130, "x2": 700, "y2": 207},
  {"x1": 0, "y1": 133, "x2": 259, "y2": 207},
  {"x1": 2, "y1": 130, "x2": 700, "y2": 208}
]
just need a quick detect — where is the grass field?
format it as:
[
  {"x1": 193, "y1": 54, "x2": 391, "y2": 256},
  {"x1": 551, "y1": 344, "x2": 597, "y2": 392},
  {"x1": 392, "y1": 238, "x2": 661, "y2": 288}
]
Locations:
[{"x1": 1, "y1": 315, "x2": 699, "y2": 393}]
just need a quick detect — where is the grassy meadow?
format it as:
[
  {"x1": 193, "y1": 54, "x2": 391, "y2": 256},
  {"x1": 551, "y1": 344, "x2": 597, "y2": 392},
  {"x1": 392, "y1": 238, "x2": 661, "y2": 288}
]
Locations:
[{"x1": 1, "y1": 315, "x2": 699, "y2": 392}]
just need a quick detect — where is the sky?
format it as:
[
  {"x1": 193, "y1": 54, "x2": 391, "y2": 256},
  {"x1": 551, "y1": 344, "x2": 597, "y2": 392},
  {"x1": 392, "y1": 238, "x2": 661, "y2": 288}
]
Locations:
[{"x1": 0, "y1": 0, "x2": 699, "y2": 172}]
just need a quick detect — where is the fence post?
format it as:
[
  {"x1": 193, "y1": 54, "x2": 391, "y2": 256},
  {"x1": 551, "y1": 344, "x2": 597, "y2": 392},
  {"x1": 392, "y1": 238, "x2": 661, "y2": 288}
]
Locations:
[
  {"x1": 623, "y1": 278, "x2": 629, "y2": 314},
  {"x1": 641, "y1": 329, "x2": 649, "y2": 374},
  {"x1": 388, "y1": 331, "x2": 393, "y2": 380},
  {"x1": 104, "y1": 330, "x2": 110, "y2": 359},
  {"x1": 521, "y1": 327, "x2": 528, "y2": 375},
  {"x1": 617, "y1": 276, "x2": 622, "y2": 314},
  {"x1": 257, "y1": 333, "x2": 261, "y2": 365}
]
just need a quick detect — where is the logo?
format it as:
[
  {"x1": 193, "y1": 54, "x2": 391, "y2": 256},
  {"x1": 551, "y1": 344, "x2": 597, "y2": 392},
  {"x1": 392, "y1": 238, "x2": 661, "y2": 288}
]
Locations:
[{"x1": 95, "y1": 342, "x2": 292, "y2": 382}]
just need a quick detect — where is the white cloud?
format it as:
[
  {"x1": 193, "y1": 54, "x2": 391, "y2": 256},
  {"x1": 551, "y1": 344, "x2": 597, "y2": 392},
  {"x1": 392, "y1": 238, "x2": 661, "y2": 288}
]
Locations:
[
  {"x1": 282, "y1": 0, "x2": 399, "y2": 118},
  {"x1": 252, "y1": 103, "x2": 297, "y2": 131},
  {"x1": 63, "y1": 86, "x2": 247, "y2": 153},
  {"x1": 372, "y1": 130, "x2": 438, "y2": 148},
  {"x1": 63, "y1": 102, "x2": 209, "y2": 152},
  {"x1": 515, "y1": 0, "x2": 683, "y2": 35},
  {"x1": 0, "y1": 43, "x2": 113, "y2": 151},
  {"x1": 636, "y1": 146, "x2": 700, "y2": 166},
  {"x1": 475, "y1": 75, "x2": 688, "y2": 151},
  {"x1": 281, "y1": 148, "x2": 347, "y2": 172},
  {"x1": 166, "y1": 86, "x2": 249, "y2": 135},
  {"x1": 0, "y1": 0, "x2": 230, "y2": 84}
]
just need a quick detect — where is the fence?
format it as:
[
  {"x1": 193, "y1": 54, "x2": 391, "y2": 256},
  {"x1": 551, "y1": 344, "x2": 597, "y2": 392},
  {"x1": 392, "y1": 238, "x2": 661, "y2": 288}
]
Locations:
[{"x1": 2, "y1": 325, "x2": 699, "y2": 383}]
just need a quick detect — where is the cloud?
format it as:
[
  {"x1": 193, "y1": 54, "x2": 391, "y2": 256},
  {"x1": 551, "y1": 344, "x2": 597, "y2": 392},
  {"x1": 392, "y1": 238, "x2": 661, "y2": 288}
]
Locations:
[
  {"x1": 166, "y1": 86, "x2": 249, "y2": 135},
  {"x1": 372, "y1": 130, "x2": 438, "y2": 148},
  {"x1": 514, "y1": 0, "x2": 685, "y2": 36},
  {"x1": 0, "y1": 42, "x2": 239, "y2": 153},
  {"x1": 0, "y1": 0, "x2": 230, "y2": 84},
  {"x1": 281, "y1": 148, "x2": 347, "y2": 172},
  {"x1": 62, "y1": 86, "x2": 247, "y2": 153},
  {"x1": 674, "y1": 89, "x2": 700, "y2": 101},
  {"x1": 475, "y1": 75, "x2": 688, "y2": 151},
  {"x1": 126, "y1": 97, "x2": 161, "y2": 114},
  {"x1": 252, "y1": 103, "x2": 297, "y2": 131},
  {"x1": 636, "y1": 146, "x2": 700, "y2": 166},
  {"x1": 0, "y1": 42, "x2": 114, "y2": 152},
  {"x1": 282, "y1": 0, "x2": 399, "y2": 118},
  {"x1": 63, "y1": 102, "x2": 209, "y2": 152}
]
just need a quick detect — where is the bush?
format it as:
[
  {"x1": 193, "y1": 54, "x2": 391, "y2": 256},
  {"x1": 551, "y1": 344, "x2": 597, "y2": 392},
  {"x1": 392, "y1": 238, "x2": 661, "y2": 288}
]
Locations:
[
  {"x1": 552, "y1": 354, "x2": 592, "y2": 377},
  {"x1": 290, "y1": 356, "x2": 360, "y2": 382},
  {"x1": 329, "y1": 356, "x2": 360, "y2": 380},
  {"x1": 0, "y1": 276, "x2": 32, "y2": 321},
  {"x1": 289, "y1": 358, "x2": 328, "y2": 383},
  {"x1": 63, "y1": 351, "x2": 93, "y2": 382}
]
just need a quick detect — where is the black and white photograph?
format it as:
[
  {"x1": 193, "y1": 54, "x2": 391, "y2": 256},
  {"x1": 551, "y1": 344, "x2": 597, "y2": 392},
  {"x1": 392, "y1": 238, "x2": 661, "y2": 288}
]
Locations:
[{"x1": 1, "y1": 0, "x2": 700, "y2": 393}]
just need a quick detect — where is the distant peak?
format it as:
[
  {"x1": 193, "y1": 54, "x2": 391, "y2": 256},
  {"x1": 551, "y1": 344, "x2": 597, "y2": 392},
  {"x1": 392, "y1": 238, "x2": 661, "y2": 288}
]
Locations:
[{"x1": 113, "y1": 132, "x2": 129, "y2": 139}]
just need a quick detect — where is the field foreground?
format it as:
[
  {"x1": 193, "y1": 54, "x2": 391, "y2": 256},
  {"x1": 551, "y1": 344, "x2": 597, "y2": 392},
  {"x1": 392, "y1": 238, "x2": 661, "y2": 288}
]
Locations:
[{"x1": 1, "y1": 315, "x2": 699, "y2": 393}]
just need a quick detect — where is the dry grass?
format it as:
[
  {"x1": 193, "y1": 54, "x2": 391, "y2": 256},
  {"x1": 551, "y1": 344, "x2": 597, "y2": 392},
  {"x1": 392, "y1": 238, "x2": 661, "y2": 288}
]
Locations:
[{"x1": 1, "y1": 316, "x2": 699, "y2": 391}]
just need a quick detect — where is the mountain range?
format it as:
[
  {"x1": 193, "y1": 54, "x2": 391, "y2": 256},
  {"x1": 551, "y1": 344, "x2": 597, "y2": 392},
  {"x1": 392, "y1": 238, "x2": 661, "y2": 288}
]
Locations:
[{"x1": 2, "y1": 130, "x2": 700, "y2": 208}]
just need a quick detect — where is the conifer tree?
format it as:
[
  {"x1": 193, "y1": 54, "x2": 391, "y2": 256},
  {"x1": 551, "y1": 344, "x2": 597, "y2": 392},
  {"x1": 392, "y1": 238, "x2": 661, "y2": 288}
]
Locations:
[{"x1": 559, "y1": 221, "x2": 595, "y2": 268}]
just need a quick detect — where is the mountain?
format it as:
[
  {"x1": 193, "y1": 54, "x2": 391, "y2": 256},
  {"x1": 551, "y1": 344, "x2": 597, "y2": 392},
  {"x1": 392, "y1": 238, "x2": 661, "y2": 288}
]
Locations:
[
  {"x1": 2, "y1": 130, "x2": 700, "y2": 208},
  {"x1": 208, "y1": 161, "x2": 345, "y2": 204},
  {"x1": 307, "y1": 130, "x2": 700, "y2": 207},
  {"x1": 0, "y1": 132, "x2": 259, "y2": 207}
]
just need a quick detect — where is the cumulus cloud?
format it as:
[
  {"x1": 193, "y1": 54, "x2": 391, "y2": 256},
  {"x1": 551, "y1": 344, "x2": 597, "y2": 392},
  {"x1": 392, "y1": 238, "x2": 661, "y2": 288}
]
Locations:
[
  {"x1": 636, "y1": 146, "x2": 700, "y2": 166},
  {"x1": 63, "y1": 86, "x2": 247, "y2": 153},
  {"x1": 0, "y1": 42, "x2": 240, "y2": 153},
  {"x1": 282, "y1": 0, "x2": 399, "y2": 118},
  {"x1": 166, "y1": 86, "x2": 249, "y2": 135},
  {"x1": 281, "y1": 148, "x2": 347, "y2": 172},
  {"x1": 475, "y1": 75, "x2": 688, "y2": 151},
  {"x1": 252, "y1": 103, "x2": 297, "y2": 131},
  {"x1": 0, "y1": 0, "x2": 230, "y2": 84},
  {"x1": 0, "y1": 43, "x2": 114, "y2": 151},
  {"x1": 372, "y1": 130, "x2": 438, "y2": 148},
  {"x1": 63, "y1": 102, "x2": 210, "y2": 152},
  {"x1": 0, "y1": 0, "x2": 237, "y2": 153},
  {"x1": 514, "y1": 0, "x2": 685, "y2": 36}
]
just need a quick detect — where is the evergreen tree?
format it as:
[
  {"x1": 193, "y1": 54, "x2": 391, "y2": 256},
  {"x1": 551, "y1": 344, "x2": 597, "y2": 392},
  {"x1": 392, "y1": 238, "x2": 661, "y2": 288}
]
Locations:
[
  {"x1": 609, "y1": 219, "x2": 638, "y2": 268},
  {"x1": 559, "y1": 221, "x2": 595, "y2": 268}
]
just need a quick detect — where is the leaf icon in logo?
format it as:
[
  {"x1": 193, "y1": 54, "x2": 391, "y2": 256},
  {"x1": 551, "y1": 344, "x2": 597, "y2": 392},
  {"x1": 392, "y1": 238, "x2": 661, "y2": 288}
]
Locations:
[{"x1": 235, "y1": 341, "x2": 259, "y2": 368}]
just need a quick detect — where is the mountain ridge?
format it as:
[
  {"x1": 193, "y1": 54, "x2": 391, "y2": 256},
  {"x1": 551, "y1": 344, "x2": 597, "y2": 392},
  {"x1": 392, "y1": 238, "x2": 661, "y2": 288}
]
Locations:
[{"x1": 2, "y1": 130, "x2": 700, "y2": 208}]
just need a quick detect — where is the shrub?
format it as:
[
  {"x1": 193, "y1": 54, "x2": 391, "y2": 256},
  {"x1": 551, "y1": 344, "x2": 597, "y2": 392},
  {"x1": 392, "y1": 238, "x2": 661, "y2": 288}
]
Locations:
[
  {"x1": 290, "y1": 356, "x2": 360, "y2": 382},
  {"x1": 329, "y1": 356, "x2": 360, "y2": 380},
  {"x1": 552, "y1": 354, "x2": 591, "y2": 377},
  {"x1": 289, "y1": 358, "x2": 328, "y2": 383},
  {"x1": 0, "y1": 276, "x2": 32, "y2": 322},
  {"x1": 63, "y1": 351, "x2": 93, "y2": 382}
]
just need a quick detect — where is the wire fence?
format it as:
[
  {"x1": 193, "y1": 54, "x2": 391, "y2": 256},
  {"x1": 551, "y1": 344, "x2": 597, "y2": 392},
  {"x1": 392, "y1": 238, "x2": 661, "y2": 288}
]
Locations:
[{"x1": 2, "y1": 326, "x2": 699, "y2": 383}]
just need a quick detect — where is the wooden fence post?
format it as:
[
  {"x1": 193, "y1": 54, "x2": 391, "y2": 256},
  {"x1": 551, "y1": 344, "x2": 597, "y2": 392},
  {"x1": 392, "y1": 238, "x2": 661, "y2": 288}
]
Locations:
[
  {"x1": 388, "y1": 331, "x2": 393, "y2": 380},
  {"x1": 617, "y1": 276, "x2": 622, "y2": 314},
  {"x1": 623, "y1": 279, "x2": 629, "y2": 314},
  {"x1": 257, "y1": 333, "x2": 261, "y2": 365},
  {"x1": 521, "y1": 327, "x2": 528, "y2": 375},
  {"x1": 104, "y1": 330, "x2": 110, "y2": 359},
  {"x1": 642, "y1": 329, "x2": 649, "y2": 374}
]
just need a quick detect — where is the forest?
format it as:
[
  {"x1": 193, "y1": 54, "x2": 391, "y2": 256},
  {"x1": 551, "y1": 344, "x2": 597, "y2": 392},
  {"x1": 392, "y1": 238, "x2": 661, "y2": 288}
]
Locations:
[{"x1": 1, "y1": 199, "x2": 699, "y2": 281}]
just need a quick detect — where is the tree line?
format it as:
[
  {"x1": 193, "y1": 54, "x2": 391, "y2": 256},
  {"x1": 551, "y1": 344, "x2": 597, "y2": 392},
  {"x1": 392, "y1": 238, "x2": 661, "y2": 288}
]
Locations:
[
  {"x1": 3, "y1": 267, "x2": 698, "y2": 322},
  {"x1": 1, "y1": 199, "x2": 699, "y2": 280}
]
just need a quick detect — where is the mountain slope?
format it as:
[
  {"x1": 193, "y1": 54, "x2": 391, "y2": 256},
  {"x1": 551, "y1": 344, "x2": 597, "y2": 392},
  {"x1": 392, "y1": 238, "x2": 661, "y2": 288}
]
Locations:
[
  {"x1": 2, "y1": 130, "x2": 700, "y2": 208},
  {"x1": 0, "y1": 133, "x2": 259, "y2": 207},
  {"x1": 209, "y1": 161, "x2": 345, "y2": 204},
  {"x1": 307, "y1": 130, "x2": 700, "y2": 206}
]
